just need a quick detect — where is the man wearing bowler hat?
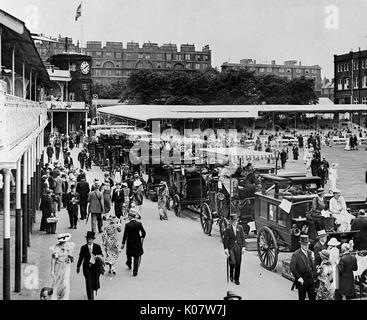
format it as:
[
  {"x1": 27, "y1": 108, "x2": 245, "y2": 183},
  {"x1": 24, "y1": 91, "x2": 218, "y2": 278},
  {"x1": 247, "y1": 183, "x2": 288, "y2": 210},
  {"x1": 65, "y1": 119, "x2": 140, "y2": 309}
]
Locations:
[
  {"x1": 77, "y1": 231, "x2": 103, "y2": 300},
  {"x1": 223, "y1": 213, "x2": 246, "y2": 285},
  {"x1": 290, "y1": 235, "x2": 317, "y2": 300},
  {"x1": 121, "y1": 208, "x2": 146, "y2": 277}
]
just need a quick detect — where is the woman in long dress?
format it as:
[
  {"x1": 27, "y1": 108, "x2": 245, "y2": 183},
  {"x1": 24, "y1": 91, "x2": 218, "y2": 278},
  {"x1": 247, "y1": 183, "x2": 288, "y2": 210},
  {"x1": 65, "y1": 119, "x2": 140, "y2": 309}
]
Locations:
[
  {"x1": 50, "y1": 233, "x2": 74, "y2": 300},
  {"x1": 327, "y1": 237, "x2": 341, "y2": 296},
  {"x1": 101, "y1": 216, "x2": 121, "y2": 274},
  {"x1": 328, "y1": 163, "x2": 338, "y2": 193},
  {"x1": 344, "y1": 136, "x2": 350, "y2": 151},
  {"x1": 158, "y1": 181, "x2": 169, "y2": 220},
  {"x1": 316, "y1": 250, "x2": 334, "y2": 300},
  {"x1": 102, "y1": 180, "x2": 112, "y2": 216}
]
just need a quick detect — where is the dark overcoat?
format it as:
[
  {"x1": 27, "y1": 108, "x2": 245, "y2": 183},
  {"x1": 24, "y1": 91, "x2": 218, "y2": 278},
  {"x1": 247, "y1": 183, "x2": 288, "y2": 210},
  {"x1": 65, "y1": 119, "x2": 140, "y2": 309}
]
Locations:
[{"x1": 122, "y1": 220, "x2": 146, "y2": 257}]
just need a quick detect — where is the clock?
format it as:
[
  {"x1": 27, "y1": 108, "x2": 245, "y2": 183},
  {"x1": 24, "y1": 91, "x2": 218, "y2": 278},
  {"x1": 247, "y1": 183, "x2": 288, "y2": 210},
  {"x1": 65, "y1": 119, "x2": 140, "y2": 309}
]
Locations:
[{"x1": 80, "y1": 61, "x2": 90, "y2": 75}]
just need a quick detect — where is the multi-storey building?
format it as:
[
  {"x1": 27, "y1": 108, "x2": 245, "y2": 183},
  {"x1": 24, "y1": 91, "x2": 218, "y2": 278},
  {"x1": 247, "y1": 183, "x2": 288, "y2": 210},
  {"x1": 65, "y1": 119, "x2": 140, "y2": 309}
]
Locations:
[
  {"x1": 320, "y1": 77, "x2": 334, "y2": 101},
  {"x1": 334, "y1": 50, "x2": 367, "y2": 104},
  {"x1": 85, "y1": 41, "x2": 212, "y2": 86},
  {"x1": 35, "y1": 37, "x2": 212, "y2": 86},
  {"x1": 221, "y1": 59, "x2": 322, "y2": 95}
]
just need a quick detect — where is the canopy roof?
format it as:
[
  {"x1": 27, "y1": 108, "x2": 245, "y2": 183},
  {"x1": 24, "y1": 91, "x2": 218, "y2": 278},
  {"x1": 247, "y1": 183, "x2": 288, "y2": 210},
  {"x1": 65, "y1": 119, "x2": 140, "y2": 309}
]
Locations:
[
  {"x1": 98, "y1": 103, "x2": 367, "y2": 122},
  {"x1": 47, "y1": 69, "x2": 71, "y2": 82},
  {"x1": 0, "y1": 9, "x2": 49, "y2": 83}
]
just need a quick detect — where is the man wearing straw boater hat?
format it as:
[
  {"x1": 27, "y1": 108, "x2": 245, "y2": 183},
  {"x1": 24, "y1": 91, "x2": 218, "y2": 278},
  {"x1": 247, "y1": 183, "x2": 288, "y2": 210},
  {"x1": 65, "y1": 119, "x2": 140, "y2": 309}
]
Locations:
[
  {"x1": 121, "y1": 207, "x2": 146, "y2": 277},
  {"x1": 312, "y1": 229, "x2": 328, "y2": 267},
  {"x1": 223, "y1": 213, "x2": 246, "y2": 285},
  {"x1": 290, "y1": 235, "x2": 317, "y2": 300}
]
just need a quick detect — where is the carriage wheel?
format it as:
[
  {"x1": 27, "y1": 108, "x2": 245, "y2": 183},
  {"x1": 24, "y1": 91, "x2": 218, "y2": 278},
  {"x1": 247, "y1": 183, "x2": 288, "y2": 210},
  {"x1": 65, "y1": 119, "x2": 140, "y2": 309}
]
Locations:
[
  {"x1": 218, "y1": 218, "x2": 228, "y2": 243},
  {"x1": 257, "y1": 226, "x2": 279, "y2": 271},
  {"x1": 200, "y1": 202, "x2": 213, "y2": 236},
  {"x1": 173, "y1": 195, "x2": 181, "y2": 217}
]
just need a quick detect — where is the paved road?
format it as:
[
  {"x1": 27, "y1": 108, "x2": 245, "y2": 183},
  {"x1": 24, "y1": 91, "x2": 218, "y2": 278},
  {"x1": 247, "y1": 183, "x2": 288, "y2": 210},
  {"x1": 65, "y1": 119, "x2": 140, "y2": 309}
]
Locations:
[{"x1": 3, "y1": 146, "x2": 296, "y2": 300}]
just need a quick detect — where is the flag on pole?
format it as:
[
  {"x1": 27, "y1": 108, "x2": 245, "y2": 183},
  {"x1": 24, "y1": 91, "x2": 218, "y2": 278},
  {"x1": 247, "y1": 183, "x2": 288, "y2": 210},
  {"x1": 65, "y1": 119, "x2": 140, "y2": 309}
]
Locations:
[{"x1": 75, "y1": 3, "x2": 82, "y2": 21}]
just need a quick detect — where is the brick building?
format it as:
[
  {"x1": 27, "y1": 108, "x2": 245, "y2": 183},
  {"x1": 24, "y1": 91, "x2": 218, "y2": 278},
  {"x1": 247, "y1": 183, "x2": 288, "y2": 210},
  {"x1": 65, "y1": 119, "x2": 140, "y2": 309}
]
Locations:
[
  {"x1": 221, "y1": 59, "x2": 322, "y2": 95},
  {"x1": 334, "y1": 49, "x2": 367, "y2": 104},
  {"x1": 35, "y1": 35, "x2": 81, "y2": 60},
  {"x1": 84, "y1": 41, "x2": 212, "y2": 86}
]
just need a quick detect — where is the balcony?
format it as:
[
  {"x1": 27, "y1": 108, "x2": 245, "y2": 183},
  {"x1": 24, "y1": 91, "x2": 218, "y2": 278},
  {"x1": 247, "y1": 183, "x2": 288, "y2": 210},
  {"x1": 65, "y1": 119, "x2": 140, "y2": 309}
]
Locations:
[{"x1": 0, "y1": 88, "x2": 47, "y2": 151}]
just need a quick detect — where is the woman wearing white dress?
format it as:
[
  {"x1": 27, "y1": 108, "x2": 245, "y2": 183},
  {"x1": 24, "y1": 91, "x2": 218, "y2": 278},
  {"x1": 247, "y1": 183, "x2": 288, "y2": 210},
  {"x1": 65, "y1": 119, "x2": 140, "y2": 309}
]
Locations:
[
  {"x1": 344, "y1": 137, "x2": 350, "y2": 151},
  {"x1": 328, "y1": 163, "x2": 338, "y2": 193},
  {"x1": 327, "y1": 237, "x2": 340, "y2": 296}
]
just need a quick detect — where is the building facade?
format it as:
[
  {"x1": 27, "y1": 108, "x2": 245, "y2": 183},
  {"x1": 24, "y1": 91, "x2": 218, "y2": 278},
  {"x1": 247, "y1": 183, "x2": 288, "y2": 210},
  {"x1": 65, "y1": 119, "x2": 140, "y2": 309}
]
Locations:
[
  {"x1": 35, "y1": 35, "x2": 81, "y2": 61},
  {"x1": 320, "y1": 77, "x2": 334, "y2": 101},
  {"x1": 85, "y1": 41, "x2": 212, "y2": 86},
  {"x1": 221, "y1": 59, "x2": 322, "y2": 95},
  {"x1": 334, "y1": 50, "x2": 367, "y2": 104}
]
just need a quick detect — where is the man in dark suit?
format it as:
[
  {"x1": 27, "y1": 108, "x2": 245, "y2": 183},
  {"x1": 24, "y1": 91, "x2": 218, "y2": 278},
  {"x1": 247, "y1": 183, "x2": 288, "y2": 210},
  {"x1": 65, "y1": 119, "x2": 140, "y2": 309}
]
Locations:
[
  {"x1": 112, "y1": 182, "x2": 125, "y2": 220},
  {"x1": 223, "y1": 214, "x2": 246, "y2": 285},
  {"x1": 46, "y1": 144, "x2": 54, "y2": 164},
  {"x1": 76, "y1": 176, "x2": 90, "y2": 220},
  {"x1": 312, "y1": 229, "x2": 328, "y2": 266},
  {"x1": 290, "y1": 235, "x2": 317, "y2": 300},
  {"x1": 77, "y1": 231, "x2": 103, "y2": 300},
  {"x1": 121, "y1": 208, "x2": 146, "y2": 277},
  {"x1": 65, "y1": 184, "x2": 80, "y2": 229},
  {"x1": 64, "y1": 152, "x2": 74, "y2": 170},
  {"x1": 351, "y1": 209, "x2": 367, "y2": 251}
]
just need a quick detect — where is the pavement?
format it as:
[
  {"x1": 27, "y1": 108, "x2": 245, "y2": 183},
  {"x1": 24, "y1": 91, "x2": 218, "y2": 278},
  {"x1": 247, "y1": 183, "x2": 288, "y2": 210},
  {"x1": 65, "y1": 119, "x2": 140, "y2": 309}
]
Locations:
[{"x1": 1, "y1": 143, "x2": 366, "y2": 300}]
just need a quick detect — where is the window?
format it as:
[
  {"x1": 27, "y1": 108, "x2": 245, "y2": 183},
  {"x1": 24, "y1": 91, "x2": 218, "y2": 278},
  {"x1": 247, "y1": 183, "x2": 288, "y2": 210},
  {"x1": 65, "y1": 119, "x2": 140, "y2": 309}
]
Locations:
[
  {"x1": 259, "y1": 68, "x2": 265, "y2": 72},
  {"x1": 268, "y1": 204, "x2": 277, "y2": 221},
  {"x1": 69, "y1": 64, "x2": 76, "y2": 71},
  {"x1": 69, "y1": 92, "x2": 75, "y2": 101},
  {"x1": 177, "y1": 54, "x2": 182, "y2": 61},
  {"x1": 279, "y1": 68, "x2": 285, "y2": 73},
  {"x1": 116, "y1": 70, "x2": 121, "y2": 76},
  {"x1": 166, "y1": 63, "x2": 171, "y2": 69},
  {"x1": 353, "y1": 61, "x2": 359, "y2": 70},
  {"x1": 157, "y1": 54, "x2": 163, "y2": 60},
  {"x1": 156, "y1": 62, "x2": 162, "y2": 69},
  {"x1": 296, "y1": 68, "x2": 301, "y2": 73},
  {"x1": 116, "y1": 52, "x2": 122, "y2": 59},
  {"x1": 195, "y1": 55, "x2": 202, "y2": 61},
  {"x1": 363, "y1": 76, "x2": 367, "y2": 88},
  {"x1": 203, "y1": 55, "x2": 209, "y2": 61},
  {"x1": 354, "y1": 97, "x2": 359, "y2": 104},
  {"x1": 195, "y1": 63, "x2": 201, "y2": 70},
  {"x1": 362, "y1": 97, "x2": 367, "y2": 104},
  {"x1": 185, "y1": 54, "x2": 190, "y2": 60},
  {"x1": 145, "y1": 54, "x2": 150, "y2": 59},
  {"x1": 125, "y1": 53, "x2": 132, "y2": 59},
  {"x1": 95, "y1": 51, "x2": 102, "y2": 57},
  {"x1": 305, "y1": 69, "x2": 310, "y2": 74},
  {"x1": 166, "y1": 53, "x2": 172, "y2": 60},
  {"x1": 138, "y1": 54, "x2": 143, "y2": 59},
  {"x1": 259, "y1": 199, "x2": 267, "y2": 219},
  {"x1": 186, "y1": 63, "x2": 191, "y2": 69},
  {"x1": 354, "y1": 77, "x2": 359, "y2": 89},
  {"x1": 105, "y1": 52, "x2": 112, "y2": 58},
  {"x1": 338, "y1": 79, "x2": 343, "y2": 90},
  {"x1": 95, "y1": 60, "x2": 101, "y2": 67},
  {"x1": 266, "y1": 68, "x2": 272, "y2": 72},
  {"x1": 344, "y1": 78, "x2": 350, "y2": 89},
  {"x1": 286, "y1": 68, "x2": 291, "y2": 73},
  {"x1": 363, "y1": 59, "x2": 367, "y2": 69},
  {"x1": 277, "y1": 209, "x2": 287, "y2": 227},
  {"x1": 203, "y1": 64, "x2": 208, "y2": 70}
]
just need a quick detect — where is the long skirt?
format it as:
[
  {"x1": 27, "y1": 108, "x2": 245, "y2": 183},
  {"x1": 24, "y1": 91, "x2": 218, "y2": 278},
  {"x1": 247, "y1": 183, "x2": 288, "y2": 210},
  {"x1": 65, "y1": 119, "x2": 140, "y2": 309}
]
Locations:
[{"x1": 51, "y1": 262, "x2": 71, "y2": 300}]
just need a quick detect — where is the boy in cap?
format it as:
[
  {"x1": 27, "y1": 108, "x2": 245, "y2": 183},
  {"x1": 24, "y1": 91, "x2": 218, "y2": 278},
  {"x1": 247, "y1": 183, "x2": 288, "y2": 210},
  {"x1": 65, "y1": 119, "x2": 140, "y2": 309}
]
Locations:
[{"x1": 290, "y1": 235, "x2": 317, "y2": 300}]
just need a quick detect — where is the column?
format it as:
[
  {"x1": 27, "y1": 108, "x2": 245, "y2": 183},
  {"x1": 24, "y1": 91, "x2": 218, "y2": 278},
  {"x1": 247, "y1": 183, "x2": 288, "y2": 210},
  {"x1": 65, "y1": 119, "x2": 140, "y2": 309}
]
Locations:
[
  {"x1": 12, "y1": 45, "x2": 15, "y2": 96},
  {"x1": 2, "y1": 168, "x2": 11, "y2": 300},
  {"x1": 22, "y1": 61, "x2": 26, "y2": 99},
  {"x1": 27, "y1": 147, "x2": 32, "y2": 242},
  {"x1": 22, "y1": 151, "x2": 28, "y2": 261},
  {"x1": 29, "y1": 69, "x2": 32, "y2": 100},
  {"x1": 34, "y1": 74, "x2": 37, "y2": 101},
  {"x1": 15, "y1": 159, "x2": 22, "y2": 292},
  {"x1": 85, "y1": 111, "x2": 88, "y2": 135},
  {"x1": 51, "y1": 112, "x2": 54, "y2": 133},
  {"x1": 66, "y1": 111, "x2": 69, "y2": 136},
  {"x1": 0, "y1": 27, "x2": 2, "y2": 70},
  {"x1": 31, "y1": 143, "x2": 36, "y2": 223}
]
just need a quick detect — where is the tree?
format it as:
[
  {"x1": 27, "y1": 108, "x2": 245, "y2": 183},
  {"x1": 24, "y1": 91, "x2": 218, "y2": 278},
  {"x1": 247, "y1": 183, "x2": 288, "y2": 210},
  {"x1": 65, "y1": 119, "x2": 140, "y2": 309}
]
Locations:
[
  {"x1": 91, "y1": 80, "x2": 125, "y2": 99},
  {"x1": 286, "y1": 77, "x2": 318, "y2": 104}
]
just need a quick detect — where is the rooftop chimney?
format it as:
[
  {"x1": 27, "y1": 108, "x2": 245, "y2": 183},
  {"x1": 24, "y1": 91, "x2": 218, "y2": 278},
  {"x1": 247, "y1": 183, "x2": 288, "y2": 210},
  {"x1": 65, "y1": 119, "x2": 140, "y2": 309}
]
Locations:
[
  {"x1": 65, "y1": 37, "x2": 68, "y2": 52},
  {"x1": 299, "y1": 61, "x2": 301, "y2": 66},
  {"x1": 271, "y1": 60, "x2": 276, "y2": 65}
]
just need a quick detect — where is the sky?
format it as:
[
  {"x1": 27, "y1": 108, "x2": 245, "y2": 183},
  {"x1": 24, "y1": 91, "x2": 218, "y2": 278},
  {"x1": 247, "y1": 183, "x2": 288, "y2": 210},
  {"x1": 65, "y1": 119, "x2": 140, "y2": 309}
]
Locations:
[{"x1": 2, "y1": 0, "x2": 367, "y2": 79}]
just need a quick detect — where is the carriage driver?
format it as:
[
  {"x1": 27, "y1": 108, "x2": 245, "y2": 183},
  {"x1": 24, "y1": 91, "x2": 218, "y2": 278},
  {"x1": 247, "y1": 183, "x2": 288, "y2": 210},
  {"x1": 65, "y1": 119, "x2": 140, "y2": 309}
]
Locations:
[{"x1": 223, "y1": 213, "x2": 246, "y2": 285}]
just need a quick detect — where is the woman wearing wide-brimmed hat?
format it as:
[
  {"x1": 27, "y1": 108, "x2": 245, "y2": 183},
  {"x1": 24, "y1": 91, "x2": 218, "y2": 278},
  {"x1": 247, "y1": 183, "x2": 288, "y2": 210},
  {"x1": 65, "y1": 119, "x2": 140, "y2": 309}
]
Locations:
[
  {"x1": 316, "y1": 249, "x2": 334, "y2": 300},
  {"x1": 102, "y1": 216, "x2": 122, "y2": 275},
  {"x1": 327, "y1": 237, "x2": 341, "y2": 294},
  {"x1": 50, "y1": 233, "x2": 74, "y2": 300}
]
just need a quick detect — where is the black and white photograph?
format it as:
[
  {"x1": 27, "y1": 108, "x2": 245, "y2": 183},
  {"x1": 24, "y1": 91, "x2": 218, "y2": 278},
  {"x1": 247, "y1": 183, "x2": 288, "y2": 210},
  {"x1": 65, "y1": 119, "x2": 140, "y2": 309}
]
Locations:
[{"x1": 1, "y1": 0, "x2": 367, "y2": 307}]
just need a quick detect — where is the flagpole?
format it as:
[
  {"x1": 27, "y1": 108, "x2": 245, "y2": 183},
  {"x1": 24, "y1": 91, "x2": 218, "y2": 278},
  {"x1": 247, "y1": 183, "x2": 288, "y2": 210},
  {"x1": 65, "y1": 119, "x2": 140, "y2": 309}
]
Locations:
[{"x1": 80, "y1": 0, "x2": 83, "y2": 53}]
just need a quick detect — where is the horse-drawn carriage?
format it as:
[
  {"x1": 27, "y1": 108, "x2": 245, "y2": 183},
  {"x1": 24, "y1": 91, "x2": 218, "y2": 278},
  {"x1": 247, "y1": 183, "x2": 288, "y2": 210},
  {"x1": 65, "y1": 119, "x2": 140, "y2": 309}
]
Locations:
[{"x1": 253, "y1": 174, "x2": 367, "y2": 295}]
